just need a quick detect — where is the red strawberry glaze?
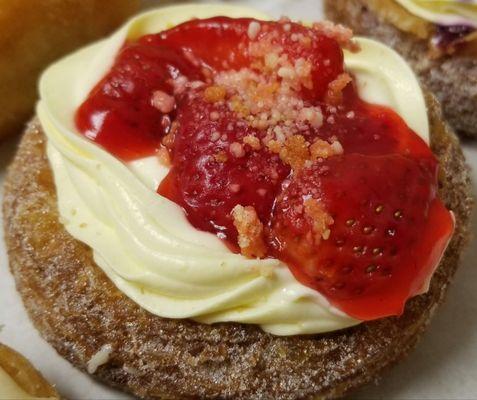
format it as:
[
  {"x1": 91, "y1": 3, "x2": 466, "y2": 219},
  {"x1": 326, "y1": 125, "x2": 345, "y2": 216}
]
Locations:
[{"x1": 75, "y1": 17, "x2": 454, "y2": 320}]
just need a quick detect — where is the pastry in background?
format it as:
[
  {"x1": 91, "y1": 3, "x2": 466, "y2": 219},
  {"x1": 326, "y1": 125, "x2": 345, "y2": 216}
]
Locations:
[
  {"x1": 0, "y1": 343, "x2": 59, "y2": 399},
  {"x1": 0, "y1": 0, "x2": 139, "y2": 140},
  {"x1": 325, "y1": 0, "x2": 477, "y2": 138}
]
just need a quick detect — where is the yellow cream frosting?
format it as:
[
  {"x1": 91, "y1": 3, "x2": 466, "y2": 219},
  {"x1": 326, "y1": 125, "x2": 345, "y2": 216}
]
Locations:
[
  {"x1": 38, "y1": 4, "x2": 429, "y2": 336},
  {"x1": 395, "y1": 0, "x2": 477, "y2": 26}
]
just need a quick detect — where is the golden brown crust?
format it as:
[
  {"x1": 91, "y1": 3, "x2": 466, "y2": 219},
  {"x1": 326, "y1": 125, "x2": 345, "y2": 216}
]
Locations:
[
  {"x1": 0, "y1": 0, "x2": 139, "y2": 141},
  {"x1": 0, "y1": 343, "x2": 58, "y2": 398},
  {"x1": 2, "y1": 92, "x2": 473, "y2": 399}
]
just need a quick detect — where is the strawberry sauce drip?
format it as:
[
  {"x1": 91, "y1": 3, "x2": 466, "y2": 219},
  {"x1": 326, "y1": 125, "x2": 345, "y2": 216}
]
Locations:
[{"x1": 76, "y1": 17, "x2": 454, "y2": 320}]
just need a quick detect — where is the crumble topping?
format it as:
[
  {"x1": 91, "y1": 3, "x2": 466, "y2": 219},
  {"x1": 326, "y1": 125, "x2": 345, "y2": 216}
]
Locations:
[
  {"x1": 214, "y1": 150, "x2": 228, "y2": 163},
  {"x1": 151, "y1": 90, "x2": 176, "y2": 113},
  {"x1": 267, "y1": 135, "x2": 310, "y2": 171},
  {"x1": 202, "y1": 20, "x2": 326, "y2": 148},
  {"x1": 325, "y1": 73, "x2": 352, "y2": 105},
  {"x1": 311, "y1": 21, "x2": 359, "y2": 52},
  {"x1": 303, "y1": 198, "x2": 335, "y2": 243},
  {"x1": 310, "y1": 138, "x2": 343, "y2": 161},
  {"x1": 231, "y1": 205, "x2": 267, "y2": 259},
  {"x1": 242, "y1": 134, "x2": 261, "y2": 150},
  {"x1": 204, "y1": 85, "x2": 227, "y2": 103}
]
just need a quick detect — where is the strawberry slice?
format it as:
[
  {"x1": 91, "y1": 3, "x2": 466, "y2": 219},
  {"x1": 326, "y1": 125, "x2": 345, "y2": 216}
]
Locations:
[
  {"x1": 159, "y1": 94, "x2": 290, "y2": 244},
  {"x1": 75, "y1": 41, "x2": 205, "y2": 161},
  {"x1": 271, "y1": 154, "x2": 454, "y2": 320}
]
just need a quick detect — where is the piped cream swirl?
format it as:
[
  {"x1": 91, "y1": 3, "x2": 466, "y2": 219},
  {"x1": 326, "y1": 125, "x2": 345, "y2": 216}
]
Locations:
[{"x1": 38, "y1": 4, "x2": 429, "y2": 335}]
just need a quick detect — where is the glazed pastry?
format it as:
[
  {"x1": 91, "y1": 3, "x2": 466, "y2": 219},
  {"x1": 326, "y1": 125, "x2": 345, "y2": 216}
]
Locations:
[
  {"x1": 325, "y1": 0, "x2": 477, "y2": 138},
  {"x1": 0, "y1": 0, "x2": 139, "y2": 140},
  {"x1": 0, "y1": 343, "x2": 59, "y2": 399},
  {"x1": 3, "y1": 4, "x2": 472, "y2": 399}
]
